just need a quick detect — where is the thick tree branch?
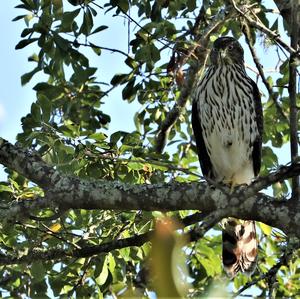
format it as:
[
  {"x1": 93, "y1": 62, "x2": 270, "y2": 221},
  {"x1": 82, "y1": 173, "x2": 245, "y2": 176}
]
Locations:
[
  {"x1": 274, "y1": 0, "x2": 300, "y2": 45},
  {"x1": 0, "y1": 138, "x2": 60, "y2": 190},
  {"x1": 0, "y1": 138, "x2": 300, "y2": 266},
  {"x1": 288, "y1": 0, "x2": 300, "y2": 201},
  {"x1": 1, "y1": 137, "x2": 300, "y2": 239}
]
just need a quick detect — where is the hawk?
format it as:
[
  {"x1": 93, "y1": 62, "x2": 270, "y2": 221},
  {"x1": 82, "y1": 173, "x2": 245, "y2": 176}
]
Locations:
[{"x1": 192, "y1": 36, "x2": 263, "y2": 277}]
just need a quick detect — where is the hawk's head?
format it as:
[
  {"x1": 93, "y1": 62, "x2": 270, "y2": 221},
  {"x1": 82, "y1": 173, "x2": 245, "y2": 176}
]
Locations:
[{"x1": 210, "y1": 37, "x2": 244, "y2": 65}]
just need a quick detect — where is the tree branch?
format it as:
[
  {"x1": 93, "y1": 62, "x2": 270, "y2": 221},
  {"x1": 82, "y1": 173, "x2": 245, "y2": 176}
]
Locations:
[
  {"x1": 230, "y1": 0, "x2": 299, "y2": 56},
  {"x1": 242, "y1": 25, "x2": 288, "y2": 122},
  {"x1": 74, "y1": 41, "x2": 132, "y2": 59},
  {"x1": 273, "y1": 0, "x2": 300, "y2": 45},
  {"x1": 0, "y1": 230, "x2": 152, "y2": 266},
  {"x1": 1, "y1": 137, "x2": 300, "y2": 238},
  {"x1": 0, "y1": 138, "x2": 60, "y2": 190},
  {"x1": 288, "y1": 0, "x2": 300, "y2": 201},
  {"x1": 0, "y1": 211, "x2": 215, "y2": 266}
]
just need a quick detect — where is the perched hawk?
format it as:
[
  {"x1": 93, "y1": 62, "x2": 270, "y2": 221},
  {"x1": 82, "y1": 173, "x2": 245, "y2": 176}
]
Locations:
[{"x1": 192, "y1": 37, "x2": 263, "y2": 277}]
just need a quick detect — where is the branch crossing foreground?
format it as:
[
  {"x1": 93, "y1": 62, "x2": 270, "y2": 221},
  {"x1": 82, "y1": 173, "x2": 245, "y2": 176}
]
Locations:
[{"x1": 0, "y1": 135, "x2": 299, "y2": 291}]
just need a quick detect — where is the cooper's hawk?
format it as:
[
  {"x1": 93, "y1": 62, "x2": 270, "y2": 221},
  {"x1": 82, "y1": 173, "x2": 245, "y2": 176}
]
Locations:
[{"x1": 192, "y1": 36, "x2": 263, "y2": 277}]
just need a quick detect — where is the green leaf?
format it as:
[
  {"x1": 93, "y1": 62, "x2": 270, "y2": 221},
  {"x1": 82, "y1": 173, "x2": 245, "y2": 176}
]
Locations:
[
  {"x1": 70, "y1": 66, "x2": 97, "y2": 83},
  {"x1": 61, "y1": 9, "x2": 81, "y2": 32},
  {"x1": 31, "y1": 103, "x2": 42, "y2": 122},
  {"x1": 233, "y1": 274, "x2": 248, "y2": 291},
  {"x1": 110, "y1": 73, "x2": 129, "y2": 86},
  {"x1": 53, "y1": 0, "x2": 63, "y2": 18},
  {"x1": 259, "y1": 222, "x2": 272, "y2": 236},
  {"x1": 187, "y1": 0, "x2": 196, "y2": 11},
  {"x1": 28, "y1": 53, "x2": 39, "y2": 62},
  {"x1": 110, "y1": 131, "x2": 126, "y2": 145},
  {"x1": 89, "y1": 132, "x2": 107, "y2": 141},
  {"x1": 122, "y1": 78, "x2": 136, "y2": 101},
  {"x1": 95, "y1": 261, "x2": 109, "y2": 286},
  {"x1": 128, "y1": 161, "x2": 144, "y2": 170},
  {"x1": 12, "y1": 14, "x2": 27, "y2": 22},
  {"x1": 80, "y1": 8, "x2": 94, "y2": 36},
  {"x1": 0, "y1": 185, "x2": 13, "y2": 192},
  {"x1": 54, "y1": 34, "x2": 70, "y2": 51},
  {"x1": 125, "y1": 56, "x2": 139, "y2": 69},
  {"x1": 21, "y1": 67, "x2": 41, "y2": 86},
  {"x1": 91, "y1": 25, "x2": 109, "y2": 35},
  {"x1": 118, "y1": 0, "x2": 129, "y2": 12},
  {"x1": 108, "y1": 253, "x2": 116, "y2": 273},
  {"x1": 21, "y1": 28, "x2": 34, "y2": 37},
  {"x1": 135, "y1": 44, "x2": 161, "y2": 65},
  {"x1": 37, "y1": 94, "x2": 52, "y2": 122},
  {"x1": 68, "y1": 0, "x2": 84, "y2": 6},
  {"x1": 33, "y1": 82, "x2": 52, "y2": 91},
  {"x1": 33, "y1": 83, "x2": 64, "y2": 99},
  {"x1": 31, "y1": 261, "x2": 46, "y2": 282},
  {"x1": 134, "y1": 112, "x2": 141, "y2": 132},
  {"x1": 15, "y1": 38, "x2": 39, "y2": 50},
  {"x1": 89, "y1": 42, "x2": 102, "y2": 55}
]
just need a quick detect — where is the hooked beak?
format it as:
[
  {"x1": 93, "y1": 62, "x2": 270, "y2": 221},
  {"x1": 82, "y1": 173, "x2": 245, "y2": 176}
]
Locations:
[
  {"x1": 219, "y1": 49, "x2": 227, "y2": 59},
  {"x1": 217, "y1": 48, "x2": 232, "y2": 64}
]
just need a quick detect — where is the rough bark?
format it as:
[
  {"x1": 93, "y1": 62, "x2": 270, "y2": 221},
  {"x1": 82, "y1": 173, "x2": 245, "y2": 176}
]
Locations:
[
  {"x1": 1, "y1": 137, "x2": 300, "y2": 239},
  {"x1": 274, "y1": 0, "x2": 300, "y2": 44}
]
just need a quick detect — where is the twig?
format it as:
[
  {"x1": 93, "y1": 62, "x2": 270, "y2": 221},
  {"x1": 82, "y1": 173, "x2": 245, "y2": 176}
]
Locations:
[
  {"x1": 242, "y1": 24, "x2": 288, "y2": 121},
  {"x1": 238, "y1": 162, "x2": 300, "y2": 198},
  {"x1": 116, "y1": 5, "x2": 173, "y2": 51},
  {"x1": 68, "y1": 257, "x2": 92, "y2": 297},
  {"x1": 230, "y1": 0, "x2": 299, "y2": 56},
  {"x1": 181, "y1": 211, "x2": 208, "y2": 227},
  {"x1": 74, "y1": 41, "x2": 132, "y2": 59},
  {"x1": 189, "y1": 211, "x2": 223, "y2": 242},
  {"x1": 18, "y1": 222, "x2": 81, "y2": 249},
  {"x1": 29, "y1": 208, "x2": 67, "y2": 221},
  {"x1": 86, "y1": 153, "x2": 203, "y2": 178}
]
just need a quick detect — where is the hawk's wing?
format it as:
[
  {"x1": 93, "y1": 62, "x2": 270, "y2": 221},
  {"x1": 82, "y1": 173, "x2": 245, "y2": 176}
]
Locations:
[
  {"x1": 192, "y1": 100, "x2": 214, "y2": 179},
  {"x1": 250, "y1": 79, "x2": 263, "y2": 177}
]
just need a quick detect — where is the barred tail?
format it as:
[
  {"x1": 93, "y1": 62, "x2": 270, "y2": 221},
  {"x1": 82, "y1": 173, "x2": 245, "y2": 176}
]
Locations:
[{"x1": 222, "y1": 219, "x2": 258, "y2": 278}]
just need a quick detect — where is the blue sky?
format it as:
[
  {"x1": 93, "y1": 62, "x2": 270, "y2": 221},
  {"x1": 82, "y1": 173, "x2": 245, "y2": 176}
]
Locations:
[{"x1": 0, "y1": 1, "x2": 36, "y2": 141}]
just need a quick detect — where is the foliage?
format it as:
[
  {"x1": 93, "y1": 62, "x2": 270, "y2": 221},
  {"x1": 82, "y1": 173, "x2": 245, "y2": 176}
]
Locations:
[{"x1": 0, "y1": 0, "x2": 299, "y2": 297}]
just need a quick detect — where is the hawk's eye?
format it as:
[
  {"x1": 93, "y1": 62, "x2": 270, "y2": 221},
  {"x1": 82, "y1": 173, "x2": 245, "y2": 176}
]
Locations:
[{"x1": 228, "y1": 44, "x2": 234, "y2": 50}]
